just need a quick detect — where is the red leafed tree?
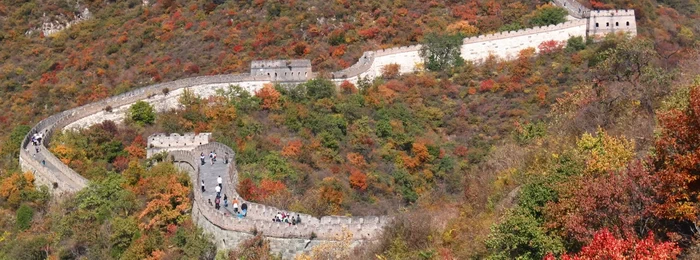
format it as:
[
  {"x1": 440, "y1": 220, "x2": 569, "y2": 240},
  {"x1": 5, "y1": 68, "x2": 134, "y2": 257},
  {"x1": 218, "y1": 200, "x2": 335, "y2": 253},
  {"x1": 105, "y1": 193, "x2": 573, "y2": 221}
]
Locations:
[
  {"x1": 480, "y1": 79, "x2": 495, "y2": 92},
  {"x1": 349, "y1": 168, "x2": 368, "y2": 191},
  {"x1": 255, "y1": 179, "x2": 287, "y2": 200},
  {"x1": 652, "y1": 86, "x2": 700, "y2": 222},
  {"x1": 340, "y1": 80, "x2": 357, "y2": 94},
  {"x1": 550, "y1": 229, "x2": 680, "y2": 260},
  {"x1": 238, "y1": 178, "x2": 256, "y2": 200},
  {"x1": 538, "y1": 40, "x2": 563, "y2": 54},
  {"x1": 255, "y1": 83, "x2": 281, "y2": 110},
  {"x1": 545, "y1": 161, "x2": 660, "y2": 245}
]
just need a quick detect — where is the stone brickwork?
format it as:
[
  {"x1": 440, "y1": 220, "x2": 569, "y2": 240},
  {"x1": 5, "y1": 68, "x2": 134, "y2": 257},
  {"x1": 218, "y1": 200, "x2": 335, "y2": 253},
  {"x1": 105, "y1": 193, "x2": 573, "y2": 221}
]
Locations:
[
  {"x1": 587, "y1": 9, "x2": 637, "y2": 38},
  {"x1": 164, "y1": 141, "x2": 387, "y2": 259},
  {"x1": 19, "y1": 0, "x2": 638, "y2": 255},
  {"x1": 147, "y1": 132, "x2": 211, "y2": 157},
  {"x1": 251, "y1": 60, "x2": 313, "y2": 82}
]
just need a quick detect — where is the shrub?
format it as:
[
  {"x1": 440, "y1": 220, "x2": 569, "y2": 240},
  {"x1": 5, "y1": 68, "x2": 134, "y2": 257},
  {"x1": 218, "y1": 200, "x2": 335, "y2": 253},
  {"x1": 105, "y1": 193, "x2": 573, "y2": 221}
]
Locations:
[
  {"x1": 128, "y1": 101, "x2": 155, "y2": 126},
  {"x1": 16, "y1": 204, "x2": 34, "y2": 231}
]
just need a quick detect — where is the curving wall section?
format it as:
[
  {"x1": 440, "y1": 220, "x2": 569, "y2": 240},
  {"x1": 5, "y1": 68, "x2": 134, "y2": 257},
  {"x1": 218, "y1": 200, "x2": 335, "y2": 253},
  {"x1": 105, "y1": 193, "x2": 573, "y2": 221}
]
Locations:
[
  {"x1": 166, "y1": 142, "x2": 387, "y2": 259},
  {"x1": 19, "y1": 0, "x2": 636, "y2": 256}
]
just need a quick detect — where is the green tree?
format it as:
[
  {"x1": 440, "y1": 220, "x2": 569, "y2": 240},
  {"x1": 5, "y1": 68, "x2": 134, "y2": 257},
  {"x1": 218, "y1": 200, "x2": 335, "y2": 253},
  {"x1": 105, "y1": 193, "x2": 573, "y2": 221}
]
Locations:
[
  {"x1": 110, "y1": 216, "x2": 140, "y2": 258},
  {"x1": 305, "y1": 78, "x2": 337, "y2": 101},
  {"x1": 565, "y1": 36, "x2": 586, "y2": 52},
  {"x1": 419, "y1": 33, "x2": 464, "y2": 71},
  {"x1": 16, "y1": 204, "x2": 34, "y2": 231},
  {"x1": 128, "y1": 101, "x2": 156, "y2": 126},
  {"x1": 172, "y1": 220, "x2": 215, "y2": 259},
  {"x1": 2, "y1": 125, "x2": 30, "y2": 170},
  {"x1": 529, "y1": 5, "x2": 567, "y2": 27},
  {"x1": 486, "y1": 208, "x2": 564, "y2": 259}
]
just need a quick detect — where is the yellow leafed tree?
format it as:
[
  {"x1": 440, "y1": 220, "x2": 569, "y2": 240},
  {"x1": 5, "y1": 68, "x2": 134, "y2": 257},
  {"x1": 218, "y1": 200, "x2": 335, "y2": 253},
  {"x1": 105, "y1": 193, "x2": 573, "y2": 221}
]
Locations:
[{"x1": 576, "y1": 128, "x2": 635, "y2": 175}]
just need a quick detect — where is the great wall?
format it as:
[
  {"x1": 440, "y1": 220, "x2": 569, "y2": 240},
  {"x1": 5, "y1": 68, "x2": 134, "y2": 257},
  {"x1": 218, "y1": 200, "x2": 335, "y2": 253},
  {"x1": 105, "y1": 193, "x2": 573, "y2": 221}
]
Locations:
[{"x1": 18, "y1": 1, "x2": 637, "y2": 258}]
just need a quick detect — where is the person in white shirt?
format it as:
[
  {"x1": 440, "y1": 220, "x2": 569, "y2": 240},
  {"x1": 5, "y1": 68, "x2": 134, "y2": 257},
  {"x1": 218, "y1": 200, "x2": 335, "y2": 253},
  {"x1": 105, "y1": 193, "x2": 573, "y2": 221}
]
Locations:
[
  {"x1": 217, "y1": 176, "x2": 222, "y2": 188},
  {"x1": 215, "y1": 185, "x2": 221, "y2": 196}
]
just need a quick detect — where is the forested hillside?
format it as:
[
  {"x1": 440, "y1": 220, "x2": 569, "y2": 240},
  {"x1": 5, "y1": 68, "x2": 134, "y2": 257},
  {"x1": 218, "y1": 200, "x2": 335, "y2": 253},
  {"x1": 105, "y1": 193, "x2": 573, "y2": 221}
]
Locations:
[{"x1": 1, "y1": 0, "x2": 700, "y2": 259}]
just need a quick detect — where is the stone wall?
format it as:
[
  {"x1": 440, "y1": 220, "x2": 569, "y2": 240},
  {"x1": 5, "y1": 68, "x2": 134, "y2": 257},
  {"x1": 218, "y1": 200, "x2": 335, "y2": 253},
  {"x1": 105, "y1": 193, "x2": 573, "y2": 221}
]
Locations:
[
  {"x1": 165, "y1": 143, "x2": 387, "y2": 259},
  {"x1": 147, "y1": 132, "x2": 211, "y2": 157},
  {"x1": 460, "y1": 19, "x2": 588, "y2": 62},
  {"x1": 553, "y1": 0, "x2": 591, "y2": 18},
  {"x1": 19, "y1": 2, "x2": 638, "y2": 256},
  {"x1": 587, "y1": 9, "x2": 637, "y2": 38},
  {"x1": 251, "y1": 60, "x2": 313, "y2": 82}
]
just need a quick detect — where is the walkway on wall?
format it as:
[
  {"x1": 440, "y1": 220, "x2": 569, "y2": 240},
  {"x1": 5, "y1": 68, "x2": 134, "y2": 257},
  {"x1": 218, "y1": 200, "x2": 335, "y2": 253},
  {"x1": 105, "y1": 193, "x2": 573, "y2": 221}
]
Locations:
[{"x1": 199, "y1": 157, "x2": 240, "y2": 216}]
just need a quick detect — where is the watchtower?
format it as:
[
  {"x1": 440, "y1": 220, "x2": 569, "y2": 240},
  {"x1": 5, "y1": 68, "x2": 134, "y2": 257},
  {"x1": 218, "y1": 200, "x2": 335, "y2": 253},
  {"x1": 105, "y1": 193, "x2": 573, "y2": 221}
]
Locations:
[
  {"x1": 587, "y1": 9, "x2": 637, "y2": 38},
  {"x1": 250, "y1": 59, "x2": 312, "y2": 82}
]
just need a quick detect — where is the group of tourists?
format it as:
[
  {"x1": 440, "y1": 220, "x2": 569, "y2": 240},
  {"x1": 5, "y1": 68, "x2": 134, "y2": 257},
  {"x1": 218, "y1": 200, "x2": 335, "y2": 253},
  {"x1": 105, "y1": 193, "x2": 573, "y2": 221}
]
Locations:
[
  {"x1": 28, "y1": 131, "x2": 47, "y2": 165},
  {"x1": 30, "y1": 132, "x2": 43, "y2": 154},
  {"x1": 199, "y1": 150, "x2": 231, "y2": 166},
  {"x1": 208, "y1": 194, "x2": 248, "y2": 218},
  {"x1": 273, "y1": 212, "x2": 301, "y2": 225}
]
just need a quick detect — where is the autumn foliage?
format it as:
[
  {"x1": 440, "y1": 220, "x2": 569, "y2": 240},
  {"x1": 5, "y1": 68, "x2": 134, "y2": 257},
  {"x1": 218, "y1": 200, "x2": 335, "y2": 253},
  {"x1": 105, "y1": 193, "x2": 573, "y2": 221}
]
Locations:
[
  {"x1": 548, "y1": 229, "x2": 681, "y2": 260},
  {"x1": 255, "y1": 83, "x2": 281, "y2": 110}
]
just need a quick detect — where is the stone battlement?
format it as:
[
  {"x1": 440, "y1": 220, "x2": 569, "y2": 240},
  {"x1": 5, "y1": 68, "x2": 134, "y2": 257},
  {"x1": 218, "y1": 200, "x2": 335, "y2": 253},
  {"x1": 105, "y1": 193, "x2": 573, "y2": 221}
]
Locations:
[
  {"x1": 250, "y1": 59, "x2": 312, "y2": 82},
  {"x1": 552, "y1": 0, "x2": 591, "y2": 18},
  {"x1": 148, "y1": 132, "x2": 211, "y2": 148},
  {"x1": 589, "y1": 9, "x2": 635, "y2": 17},
  {"x1": 20, "y1": 0, "x2": 636, "y2": 256},
  {"x1": 462, "y1": 19, "x2": 588, "y2": 45},
  {"x1": 374, "y1": 45, "x2": 422, "y2": 57}
]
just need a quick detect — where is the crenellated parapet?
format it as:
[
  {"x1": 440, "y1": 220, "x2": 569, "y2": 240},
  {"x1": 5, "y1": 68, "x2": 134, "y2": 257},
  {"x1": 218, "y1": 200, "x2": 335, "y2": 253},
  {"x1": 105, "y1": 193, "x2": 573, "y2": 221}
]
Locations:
[
  {"x1": 251, "y1": 59, "x2": 313, "y2": 82},
  {"x1": 19, "y1": 3, "x2": 638, "y2": 257},
  {"x1": 587, "y1": 9, "x2": 637, "y2": 38},
  {"x1": 552, "y1": 0, "x2": 591, "y2": 18},
  {"x1": 162, "y1": 140, "x2": 388, "y2": 259}
]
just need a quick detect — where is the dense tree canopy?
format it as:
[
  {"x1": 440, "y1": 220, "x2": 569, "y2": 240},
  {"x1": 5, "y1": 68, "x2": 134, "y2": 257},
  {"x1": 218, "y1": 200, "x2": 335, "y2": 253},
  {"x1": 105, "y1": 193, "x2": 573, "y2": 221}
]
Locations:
[{"x1": 1, "y1": 0, "x2": 700, "y2": 259}]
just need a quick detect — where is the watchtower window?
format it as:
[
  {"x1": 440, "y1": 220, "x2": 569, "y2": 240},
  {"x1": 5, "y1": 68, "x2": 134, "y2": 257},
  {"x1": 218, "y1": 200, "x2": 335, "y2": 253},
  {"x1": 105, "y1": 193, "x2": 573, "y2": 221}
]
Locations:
[
  {"x1": 595, "y1": 23, "x2": 599, "y2": 28},
  {"x1": 626, "y1": 21, "x2": 630, "y2": 26},
  {"x1": 615, "y1": 22, "x2": 619, "y2": 26},
  {"x1": 606, "y1": 22, "x2": 609, "y2": 27}
]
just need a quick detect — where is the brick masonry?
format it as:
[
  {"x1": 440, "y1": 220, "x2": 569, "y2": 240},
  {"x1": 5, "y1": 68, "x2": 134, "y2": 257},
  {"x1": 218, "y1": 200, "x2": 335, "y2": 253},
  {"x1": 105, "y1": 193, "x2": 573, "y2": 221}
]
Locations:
[{"x1": 19, "y1": 0, "x2": 635, "y2": 257}]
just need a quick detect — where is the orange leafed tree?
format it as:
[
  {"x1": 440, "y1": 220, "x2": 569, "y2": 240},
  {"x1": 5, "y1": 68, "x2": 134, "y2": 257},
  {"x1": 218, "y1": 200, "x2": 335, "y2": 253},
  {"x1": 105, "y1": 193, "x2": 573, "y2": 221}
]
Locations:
[
  {"x1": 138, "y1": 174, "x2": 191, "y2": 230},
  {"x1": 412, "y1": 142, "x2": 431, "y2": 163},
  {"x1": 346, "y1": 152, "x2": 367, "y2": 168},
  {"x1": 255, "y1": 83, "x2": 281, "y2": 110},
  {"x1": 255, "y1": 179, "x2": 287, "y2": 200},
  {"x1": 349, "y1": 168, "x2": 368, "y2": 191},
  {"x1": 281, "y1": 140, "x2": 303, "y2": 157}
]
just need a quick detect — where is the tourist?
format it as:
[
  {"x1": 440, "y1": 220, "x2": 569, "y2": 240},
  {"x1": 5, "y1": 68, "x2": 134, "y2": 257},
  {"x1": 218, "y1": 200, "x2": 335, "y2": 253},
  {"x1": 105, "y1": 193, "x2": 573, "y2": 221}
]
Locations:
[
  {"x1": 295, "y1": 213, "x2": 301, "y2": 225},
  {"x1": 213, "y1": 152, "x2": 217, "y2": 163},
  {"x1": 201, "y1": 180, "x2": 205, "y2": 192},
  {"x1": 274, "y1": 212, "x2": 282, "y2": 222},
  {"x1": 200, "y1": 153, "x2": 205, "y2": 165},
  {"x1": 223, "y1": 194, "x2": 229, "y2": 207},
  {"x1": 215, "y1": 196, "x2": 220, "y2": 210},
  {"x1": 208, "y1": 198, "x2": 212, "y2": 206},
  {"x1": 215, "y1": 185, "x2": 221, "y2": 197},
  {"x1": 224, "y1": 152, "x2": 229, "y2": 164},
  {"x1": 233, "y1": 198, "x2": 239, "y2": 213},
  {"x1": 217, "y1": 175, "x2": 222, "y2": 188},
  {"x1": 241, "y1": 203, "x2": 248, "y2": 217}
]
